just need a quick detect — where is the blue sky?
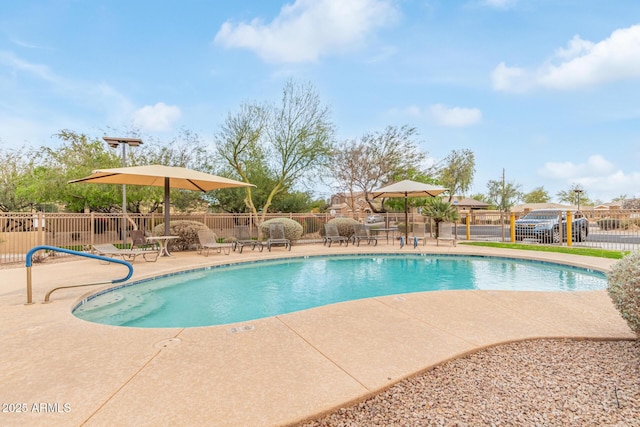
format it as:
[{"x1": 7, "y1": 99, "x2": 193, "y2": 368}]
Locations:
[{"x1": 1, "y1": 0, "x2": 639, "y2": 203}]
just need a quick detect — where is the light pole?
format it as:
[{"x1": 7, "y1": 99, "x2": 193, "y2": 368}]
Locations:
[
  {"x1": 103, "y1": 137, "x2": 143, "y2": 246},
  {"x1": 574, "y1": 189, "x2": 584, "y2": 211}
]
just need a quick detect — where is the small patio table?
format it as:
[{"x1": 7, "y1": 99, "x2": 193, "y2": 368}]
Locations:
[
  {"x1": 145, "y1": 236, "x2": 179, "y2": 257},
  {"x1": 367, "y1": 227, "x2": 399, "y2": 245}
]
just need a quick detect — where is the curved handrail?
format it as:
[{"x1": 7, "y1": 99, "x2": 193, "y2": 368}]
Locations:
[{"x1": 25, "y1": 245, "x2": 133, "y2": 305}]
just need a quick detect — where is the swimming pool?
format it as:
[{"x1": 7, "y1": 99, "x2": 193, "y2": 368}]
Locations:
[{"x1": 73, "y1": 254, "x2": 607, "y2": 328}]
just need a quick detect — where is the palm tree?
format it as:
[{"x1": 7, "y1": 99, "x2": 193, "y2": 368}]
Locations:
[{"x1": 422, "y1": 198, "x2": 459, "y2": 238}]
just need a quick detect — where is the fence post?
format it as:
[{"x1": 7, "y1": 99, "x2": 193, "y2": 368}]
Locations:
[
  {"x1": 466, "y1": 211, "x2": 470, "y2": 240},
  {"x1": 566, "y1": 210, "x2": 573, "y2": 247},
  {"x1": 36, "y1": 212, "x2": 45, "y2": 246},
  {"x1": 510, "y1": 212, "x2": 515, "y2": 242},
  {"x1": 90, "y1": 212, "x2": 95, "y2": 247}
]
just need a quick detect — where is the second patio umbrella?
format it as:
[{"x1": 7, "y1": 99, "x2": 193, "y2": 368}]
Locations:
[
  {"x1": 372, "y1": 179, "x2": 448, "y2": 243},
  {"x1": 69, "y1": 165, "x2": 255, "y2": 236}
]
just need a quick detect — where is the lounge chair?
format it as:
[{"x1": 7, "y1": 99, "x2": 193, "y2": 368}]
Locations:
[
  {"x1": 232, "y1": 225, "x2": 263, "y2": 253},
  {"x1": 324, "y1": 223, "x2": 349, "y2": 247},
  {"x1": 351, "y1": 223, "x2": 377, "y2": 246},
  {"x1": 197, "y1": 230, "x2": 231, "y2": 256},
  {"x1": 437, "y1": 222, "x2": 456, "y2": 246},
  {"x1": 266, "y1": 223, "x2": 291, "y2": 251},
  {"x1": 93, "y1": 243, "x2": 159, "y2": 263}
]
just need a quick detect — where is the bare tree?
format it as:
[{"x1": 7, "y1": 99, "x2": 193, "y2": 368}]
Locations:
[
  {"x1": 331, "y1": 125, "x2": 426, "y2": 213},
  {"x1": 215, "y1": 80, "x2": 334, "y2": 226}
]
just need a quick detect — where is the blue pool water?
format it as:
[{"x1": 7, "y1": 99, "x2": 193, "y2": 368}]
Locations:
[{"x1": 73, "y1": 255, "x2": 607, "y2": 328}]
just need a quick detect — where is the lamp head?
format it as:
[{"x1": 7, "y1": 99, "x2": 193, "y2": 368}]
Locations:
[{"x1": 103, "y1": 136, "x2": 143, "y2": 148}]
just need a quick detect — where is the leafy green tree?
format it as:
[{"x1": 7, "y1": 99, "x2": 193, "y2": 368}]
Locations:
[
  {"x1": 269, "y1": 191, "x2": 314, "y2": 213},
  {"x1": 41, "y1": 131, "x2": 122, "y2": 212},
  {"x1": 556, "y1": 183, "x2": 591, "y2": 207},
  {"x1": 523, "y1": 186, "x2": 551, "y2": 204},
  {"x1": 309, "y1": 198, "x2": 330, "y2": 213},
  {"x1": 331, "y1": 125, "x2": 427, "y2": 214},
  {"x1": 433, "y1": 149, "x2": 475, "y2": 201},
  {"x1": 486, "y1": 179, "x2": 522, "y2": 211},
  {"x1": 215, "y1": 80, "x2": 335, "y2": 228},
  {"x1": 0, "y1": 146, "x2": 39, "y2": 211},
  {"x1": 421, "y1": 198, "x2": 459, "y2": 237}
]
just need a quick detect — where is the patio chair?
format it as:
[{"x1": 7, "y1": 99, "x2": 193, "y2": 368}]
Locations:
[
  {"x1": 92, "y1": 243, "x2": 159, "y2": 263},
  {"x1": 351, "y1": 223, "x2": 377, "y2": 246},
  {"x1": 324, "y1": 223, "x2": 349, "y2": 247},
  {"x1": 437, "y1": 222, "x2": 456, "y2": 246},
  {"x1": 197, "y1": 230, "x2": 231, "y2": 256},
  {"x1": 266, "y1": 223, "x2": 291, "y2": 252},
  {"x1": 129, "y1": 229, "x2": 159, "y2": 251},
  {"x1": 232, "y1": 225, "x2": 263, "y2": 253},
  {"x1": 411, "y1": 223, "x2": 429, "y2": 248}
]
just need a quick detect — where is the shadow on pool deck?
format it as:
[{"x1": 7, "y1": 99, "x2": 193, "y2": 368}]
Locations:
[{"x1": 0, "y1": 243, "x2": 634, "y2": 426}]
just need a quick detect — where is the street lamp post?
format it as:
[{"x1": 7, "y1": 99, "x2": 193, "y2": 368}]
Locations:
[
  {"x1": 103, "y1": 137, "x2": 143, "y2": 246},
  {"x1": 574, "y1": 189, "x2": 584, "y2": 211}
]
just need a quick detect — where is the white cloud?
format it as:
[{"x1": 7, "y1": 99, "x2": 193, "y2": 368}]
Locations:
[
  {"x1": 493, "y1": 24, "x2": 640, "y2": 92},
  {"x1": 0, "y1": 50, "x2": 56, "y2": 82},
  {"x1": 429, "y1": 104, "x2": 482, "y2": 127},
  {"x1": 389, "y1": 104, "x2": 482, "y2": 127},
  {"x1": 552, "y1": 35, "x2": 594, "y2": 60},
  {"x1": 482, "y1": 0, "x2": 516, "y2": 9},
  {"x1": 214, "y1": 0, "x2": 399, "y2": 63},
  {"x1": 132, "y1": 103, "x2": 181, "y2": 132},
  {"x1": 538, "y1": 154, "x2": 640, "y2": 201},
  {"x1": 491, "y1": 62, "x2": 530, "y2": 92},
  {"x1": 539, "y1": 154, "x2": 616, "y2": 180},
  {"x1": 0, "y1": 51, "x2": 138, "y2": 145}
]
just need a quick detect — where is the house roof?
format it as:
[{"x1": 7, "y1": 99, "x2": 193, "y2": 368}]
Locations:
[{"x1": 441, "y1": 195, "x2": 490, "y2": 209}]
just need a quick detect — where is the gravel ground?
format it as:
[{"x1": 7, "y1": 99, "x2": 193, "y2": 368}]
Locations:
[{"x1": 298, "y1": 339, "x2": 639, "y2": 427}]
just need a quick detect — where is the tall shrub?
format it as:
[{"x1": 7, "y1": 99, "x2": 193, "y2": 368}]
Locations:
[
  {"x1": 260, "y1": 218, "x2": 304, "y2": 241},
  {"x1": 153, "y1": 220, "x2": 209, "y2": 251},
  {"x1": 607, "y1": 250, "x2": 640, "y2": 336},
  {"x1": 320, "y1": 217, "x2": 359, "y2": 238}
]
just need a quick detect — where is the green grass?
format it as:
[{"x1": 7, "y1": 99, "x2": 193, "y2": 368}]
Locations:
[{"x1": 460, "y1": 241, "x2": 630, "y2": 259}]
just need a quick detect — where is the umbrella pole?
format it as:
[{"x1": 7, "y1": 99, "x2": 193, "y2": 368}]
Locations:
[
  {"x1": 404, "y1": 194, "x2": 409, "y2": 243},
  {"x1": 164, "y1": 178, "x2": 170, "y2": 236}
]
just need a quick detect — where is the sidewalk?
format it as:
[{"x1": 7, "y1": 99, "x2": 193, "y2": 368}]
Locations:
[{"x1": 0, "y1": 243, "x2": 634, "y2": 426}]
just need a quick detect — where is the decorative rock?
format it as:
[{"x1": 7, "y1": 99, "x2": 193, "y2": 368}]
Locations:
[{"x1": 298, "y1": 340, "x2": 640, "y2": 426}]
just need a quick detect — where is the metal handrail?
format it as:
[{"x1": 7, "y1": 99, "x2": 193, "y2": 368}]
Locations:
[{"x1": 25, "y1": 245, "x2": 133, "y2": 305}]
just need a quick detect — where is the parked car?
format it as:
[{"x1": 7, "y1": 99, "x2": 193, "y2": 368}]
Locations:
[
  {"x1": 365, "y1": 214, "x2": 385, "y2": 224},
  {"x1": 514, "y1": 209, "x2": 589, "y2": 243}
]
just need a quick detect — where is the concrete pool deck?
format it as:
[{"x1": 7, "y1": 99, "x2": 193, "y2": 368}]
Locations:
[{"x1": 0, "y1": 242, "x2": 635, "y2": 426}]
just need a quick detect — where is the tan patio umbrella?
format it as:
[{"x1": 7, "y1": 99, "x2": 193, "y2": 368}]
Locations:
[
  {"x1": 69, "y1": 165, "x2": 255, "y2": 236},
  {"x1": 372, "y1": 179, "x2": 448, "y2": 243}
]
